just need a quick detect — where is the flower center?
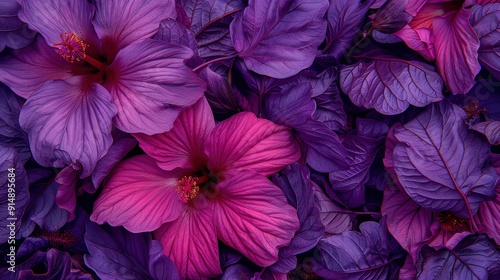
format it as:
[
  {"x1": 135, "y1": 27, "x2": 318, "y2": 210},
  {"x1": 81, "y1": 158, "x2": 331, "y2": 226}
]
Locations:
[
  {"x1": 53, "y1": 33, "x2": 87, "y2": 63},
  {"x1": 53, "y1": 33, "x2": 107, "y2": 71},
  {"x1": 463, "y1": 100, "x2": 487, "y2": 119},
  {"x1": 438, "y1": 211, "x2": 470, "y2": 232},
  {"x1": 176, "y1": 176, "x2": 200, "y2": 203}
]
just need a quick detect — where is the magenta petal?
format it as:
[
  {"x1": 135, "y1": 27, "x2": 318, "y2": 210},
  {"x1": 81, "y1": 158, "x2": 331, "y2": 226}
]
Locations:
[
  {"x1": 206, "y1": 112, "x2": 300, "y2": 176},
  {"x1": 19, "y1": 81, "x2": 116, "y2": 177},
  {"x1": 394, "y1": 25, "x2": 435, "y2": 61},
  {"x1": 91, "y1": 155, "x2": 185, "y2": 233},
  {"x1": 155, "y1": 209, "x2": 222, "y2": 280},
  {"x1": 0, "y1": 36, "x2": 74, "y2": 99},
  {"x1": 92, "y1": 0, "x2": 176, "y2": 56},
  {"x1": 212, "y1": 172, "x2": 300, "y2": 267},
  {"x1": 17, "y1": 0, "x2": 98, "y2": 46},
  {"x1": 55, "y1": 165, "x2": 81, "y2": 221},
  {"x1": 106, "y1": 39, "x2": 206, "y2": 135},
  {"x1": 432, "y1": 9, "x2": 481, "y2": 94},
  {"x1": 134, "y1": 97, "x2": 214, "y2": 172}
]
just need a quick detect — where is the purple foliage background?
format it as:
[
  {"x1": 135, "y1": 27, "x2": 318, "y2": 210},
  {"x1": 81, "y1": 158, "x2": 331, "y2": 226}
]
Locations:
[{"x1": 1, "y1": 0, "x2": 500, "y2": 279}]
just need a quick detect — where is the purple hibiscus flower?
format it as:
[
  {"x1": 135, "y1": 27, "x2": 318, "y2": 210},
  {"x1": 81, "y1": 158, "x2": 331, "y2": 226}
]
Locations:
[
  {"x1": 90, "y1": 97, "x2": 301, "y2": 279},
  {"x1": 0, "y1": 0, "x2": 206, "y2": 177}
]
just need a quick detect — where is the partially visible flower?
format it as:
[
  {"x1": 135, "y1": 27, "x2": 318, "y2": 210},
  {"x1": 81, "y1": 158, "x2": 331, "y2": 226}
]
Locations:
[
  {"x1": 394, "y1": 0, "x2": 481, "y2": 94},
  {"x1": 0, "y1": 0, "x2": 206, "y2": 177},
  {"x1": 0, "y1": 0, "x2": 36, "y2": 52},
  {"x1": 91, "y1": 97, "x2": 301, "y2": 279}
]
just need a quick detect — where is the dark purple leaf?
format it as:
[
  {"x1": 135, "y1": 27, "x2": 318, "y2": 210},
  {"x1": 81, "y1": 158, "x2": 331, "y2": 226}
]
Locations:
[
  {"x1": 265, "y1": 83, "x2": 315, "y2": 127},
  {"x1": 0, "y1": 84, "x2": 30, "y2": 163},
  {"x1": 416, "y1": 235, "x2": 500, "y2": 279},
  {"x1": 321, "y1": 0, "x2": 374, "y2": 60},
  {"x1": 471, "y1": 120, "x2": 500, "y2": 145},
  {"x1": 387, "y1": 101, "x2": 498, "y2": 218},
  {"x1": 0, "y1": 146, "x2": 28, "y2": 243},
  {"x1": 1, "y1": 249, "x2": 92, "y2": 280},
  {"x1": 313, "y1": 80, "x2": 347, "y2": 133},
  {"x1": 220, "y1": 264, "x2": 253, "y2": 280},
  {"x1": 340, "y1": 48, "x2": 444, "y2": 115},
  {"x1": 0, "y1": 0, "x2": 36, "y2": 51},
  {"x1": 372, "y1": 0, "x2": 412, "y2": 33},
  {"x1": 16, "y1": 237, "x2": 50, "y2": 260},
  {"x1": 474, "y1": 153, "x2": 500, "y2": 244},
  {"x1": 312, "y1": 183, "x2": 353, "y2": 236},
  {"x1": 471, "y1": 3, "x2": 500, "y2": 80},
  {"x1": 312, "y1": 217, "x2": 405, "y2": 279},
  {"x1": 18, "y1": 170, "x2": 69, "y2": 238},
  {"x1": 178, "y1": 0, "x2": 245, "y2": 60},
  {"x1": 329, "y1": 119, "x2": 388, "y2": 207},
  {"x1": 271, "y1": 163, "x2": 324, "y2": 273},
  {"x1": 198, "y1": 67, "x2": 240, "y2": 119},
  {"x1": 155, "y1": 19, "x2": 199, "y2": 52},
  {"x1": 464, "y1": 78, "x2": 500, "y2": 121},
  {"x1": 84, "y1": 221, "x2": 180, "y2": 280},
  {"x1": 219, "y1": 245, "x2": 242, "y2": 268},
  {"x1": 230, "y1": 0, "x2": 328, "y2": 78},
  {"x1": 382, "y1": 186, "x2": 439, "y2": 260}
]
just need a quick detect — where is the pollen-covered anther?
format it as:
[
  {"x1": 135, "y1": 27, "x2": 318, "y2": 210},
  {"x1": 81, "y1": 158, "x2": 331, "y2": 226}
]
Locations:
[
  {"x1": 176, "y1": 176, "x2": 200, "y2": 203},
  {"x1": 53, "y1": 33, "x2": 88, "y2": 63}
]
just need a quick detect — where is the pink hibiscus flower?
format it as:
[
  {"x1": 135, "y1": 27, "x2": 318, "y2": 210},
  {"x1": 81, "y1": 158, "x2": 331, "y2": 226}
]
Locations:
[
  {"x1": 394, "y1": 0, "x2": 482, "y2": 94},
  {"x1": 91, "y1": 98, "x2": 301, "y2": 279}
]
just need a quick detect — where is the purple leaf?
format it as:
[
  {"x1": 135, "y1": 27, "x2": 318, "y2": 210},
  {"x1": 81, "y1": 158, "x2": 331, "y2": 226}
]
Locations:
[
  {"x1": 0, "y1": 146, "x2": 28, "y2": 243},
  {"x1": 321, "y1": 0, "x2": 374, "y2": 60},
  {"x1": 471, "y1": 120, "x2": 500, "y2": 145},
  {"x1": 84, "y1": 222, "x2": 180, "y2": 280},
  {"x1": 416, "y1": 235, "x2": 500, "y2": 279},
  {"x1": 18, "y1": 169, "x2": 69, "y2": 238},
  {"x1": 155, "y1": 19, "x2": 199, "y2": 52},
  {"x1": 470, "y1": 3, "x2": 500, "y2": 80},
  {"x1": 340, "y1": 48, "x2": 444, "y2": 115},
  {"x1": 312, "y1": 79, "x2": 347, "y2": 133},
  {"x1": 0, "y1": 0, "x2": 36, "y2": 51},
  {"x1": 220, "y1": 264, "x2": 253, "y2": 280},
  {"x1": 178, "y1": 0, "x2": 245, "y2": 60},
  {"x1": 329, "y1": 119, "x2": 388, "y2": 207},
  {"x1": 474, "y1": 153, "x2": 500, "y2": 244},
  {"x1": 265, "y1": 83, "x2": 315, "y2": 127},
  {"x1": 382, "y1": 185, "x2": 439, "y2": 260},
  {"x1": 1, "y1": 249, "x2": 92, "y2": 280},
  {"x1": 271, "y1": 163, "x2": 324, "y2": 273},
  {"x1": 312, "y1": 217, "x2": 405, "y2": 279},
  {"x1": 230, "y1": 0, "x2": 328, "y2": 78},
  {"x1": 387, "y1": 101, "x2": 498, "y2": 218},
  {"x1": 0, "y1": 84, "x2": 29, "y2": 163},
  {"x1": 312, "y1": 183, "x2": 353, "y2": 236},
  {"x1": 372, "y1": 0, "x2": 412, "y2": 34},
  {"x1": 198, "y1": 67, "x2": 240, "y2": 119}
]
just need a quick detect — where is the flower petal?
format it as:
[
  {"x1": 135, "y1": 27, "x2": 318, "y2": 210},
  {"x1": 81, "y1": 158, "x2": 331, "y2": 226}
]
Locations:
[
  {"x1": 0, "y1": 36, "x2": 74, "y2": 99},
  {"x1": 433, "y1": 8, "x2": 481, "y2": 94},
  {"x1": 206, "y1": 113, "x2": 300, "y2": 176},
  {"x1": 154, "y1": 209, "x2": 222, "y2": 280},
  {"x1": 92, "y1": 0, "x2": 176, "y2": 57},
  {"x1": 19, "y1": 80, "x2": 116, "y2": 177},
  {"x1": 106, "y1": 39, "x2": 206, "y2": 135},
  {"x1": 134, "y1": 97, "x2": 214, "y2": 172},
  {"x1": 91, "y1": 155, "x2": 185, "y2": 233},
  {"x1": 17, "y1": 0, "x2": 98, "y2": 47},
  {"x1": 211, "y1": 172, "x2": 300, "y2": 267}
]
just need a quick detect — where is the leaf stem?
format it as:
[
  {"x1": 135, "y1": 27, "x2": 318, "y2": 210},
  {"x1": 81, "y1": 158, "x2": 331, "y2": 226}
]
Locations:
[{"x1": 192, "y1": 55, "x2": 237, "y2": 73}]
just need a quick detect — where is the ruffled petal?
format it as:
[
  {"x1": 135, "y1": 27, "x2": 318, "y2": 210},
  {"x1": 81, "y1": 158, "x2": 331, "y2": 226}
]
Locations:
[
  {"x1": 134, "y1": 97, "x2": 214, "y2": 172},
  {"x1": 211, "y1": 172, "x2": 300, "y2": 267},
  {"x1": 91, "y1": 155, "x2": 185, "y2": 233},
  {"x1": 17, "y1": 0, "x2": 99, "y2": 47},
  {"x1": 432, "y1": 8, "x2": 481, "y2": 94},
  {"x1": 0, "y1": 36, "x2": 74, "y2": 99},
  {"x1": 92, "y1": 0, "x2": 176, "y2": 58},
  {"x1": 154, "y1": 208, "x2": 222, "y2": 280},
  {"x1": 19, "y1": 80, "x2": 116, "y2": 177},
  {"x1": 105, "y1": 39, "x2": 206, "y2": 135},
  {"x1": 206, "y1": 113, "x2": 300, "y2": 176}
]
